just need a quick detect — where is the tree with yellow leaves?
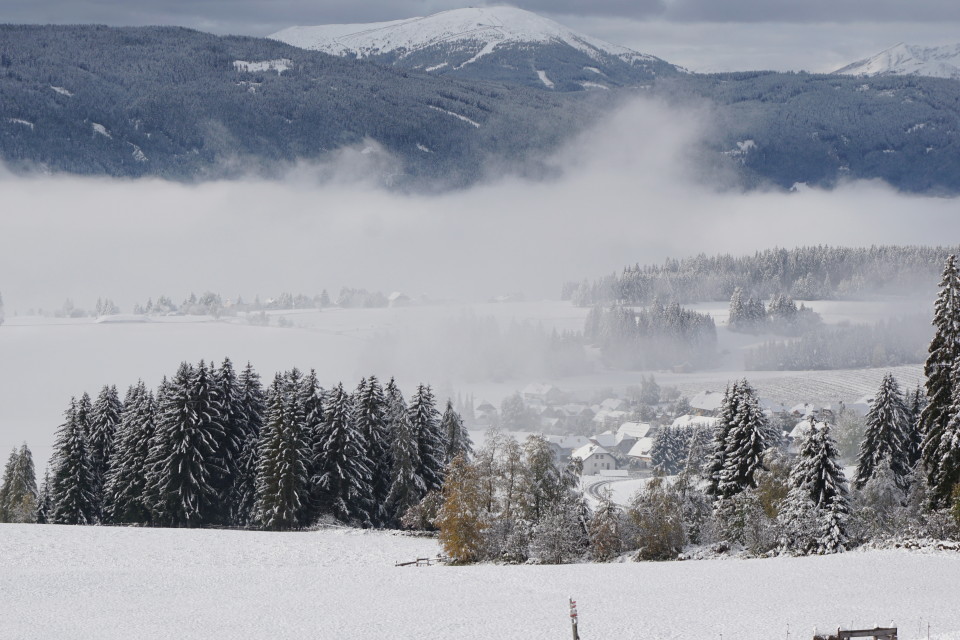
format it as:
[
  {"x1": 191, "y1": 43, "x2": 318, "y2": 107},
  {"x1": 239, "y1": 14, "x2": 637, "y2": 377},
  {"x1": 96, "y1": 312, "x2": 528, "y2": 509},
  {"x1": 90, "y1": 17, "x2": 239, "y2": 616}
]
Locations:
[{"x1": 435, "y1": 454, "x2": 488, "y2": 564}]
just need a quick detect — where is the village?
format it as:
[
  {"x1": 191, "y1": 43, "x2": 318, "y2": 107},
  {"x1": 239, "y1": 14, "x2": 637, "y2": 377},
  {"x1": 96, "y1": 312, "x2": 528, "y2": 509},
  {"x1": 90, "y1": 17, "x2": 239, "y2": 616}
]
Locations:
[{"x1": 465, "y1": 380, "x2": 873, "y2": 478}]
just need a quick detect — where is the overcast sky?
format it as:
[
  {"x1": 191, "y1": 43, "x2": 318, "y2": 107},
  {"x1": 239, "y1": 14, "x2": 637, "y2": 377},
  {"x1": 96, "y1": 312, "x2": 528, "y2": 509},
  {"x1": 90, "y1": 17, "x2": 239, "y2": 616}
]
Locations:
[{"x1": 4, "y1": 0, "x2": 960, "y2": 72}]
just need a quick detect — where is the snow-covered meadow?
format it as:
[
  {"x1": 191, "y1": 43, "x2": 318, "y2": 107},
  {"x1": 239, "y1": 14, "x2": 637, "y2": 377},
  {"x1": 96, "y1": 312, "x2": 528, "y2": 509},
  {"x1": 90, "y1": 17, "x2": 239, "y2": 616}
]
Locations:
[{"x1": 2, "y1": 523, "x2": 959, "y2": 640}]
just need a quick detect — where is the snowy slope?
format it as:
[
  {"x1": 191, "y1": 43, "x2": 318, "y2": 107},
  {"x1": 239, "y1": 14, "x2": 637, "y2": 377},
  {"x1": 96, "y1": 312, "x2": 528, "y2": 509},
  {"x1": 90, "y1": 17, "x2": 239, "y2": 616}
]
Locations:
[
  {"x1": 270, "y1": 7, "x2": 682, "y2": 90},
  {"x1": 3, "y1": 523, "x2": 960, "y2": 640},
  {"x1": 835, "y1": 43, "x2": 960, "y2": 79}
]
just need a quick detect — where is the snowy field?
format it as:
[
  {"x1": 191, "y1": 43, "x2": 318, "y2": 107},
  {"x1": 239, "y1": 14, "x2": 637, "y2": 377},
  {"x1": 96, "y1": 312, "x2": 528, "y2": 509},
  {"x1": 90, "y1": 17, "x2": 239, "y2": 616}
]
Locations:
[
  {"x1": 2, "y1": 523, "x2": 959, "y2": 640},
  {"x1": 0, "y1": 298, "x2": 927, "y2": 469}
]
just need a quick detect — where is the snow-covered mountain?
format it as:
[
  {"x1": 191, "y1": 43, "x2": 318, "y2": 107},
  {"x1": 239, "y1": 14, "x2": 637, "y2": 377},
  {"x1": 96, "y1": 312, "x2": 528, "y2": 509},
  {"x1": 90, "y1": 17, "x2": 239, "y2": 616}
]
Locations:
[
  {"x1": 834, "y1": 43, "x2": 960, "y2": 79},
  {"x1": 270, "y1": 6, "x2": 683, "y2": 90}
]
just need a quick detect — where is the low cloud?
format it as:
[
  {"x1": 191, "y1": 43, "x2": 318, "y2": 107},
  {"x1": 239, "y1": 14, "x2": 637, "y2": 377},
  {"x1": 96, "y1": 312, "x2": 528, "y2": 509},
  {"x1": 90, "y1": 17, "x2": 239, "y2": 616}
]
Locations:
[{"x1": 1, "y1": 96, "x2": 958, "y2": 315}]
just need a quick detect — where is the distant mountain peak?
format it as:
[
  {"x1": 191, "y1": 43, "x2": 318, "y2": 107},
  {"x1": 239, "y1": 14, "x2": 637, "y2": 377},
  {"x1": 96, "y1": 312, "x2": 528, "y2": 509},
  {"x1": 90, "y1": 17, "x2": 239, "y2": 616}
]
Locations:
[
  {"x1": 834, "y1": 42, "x2": 960, "y2": 79},
  {"x1": 270, "y1": 6, "x2": 682, "y2": 90}
]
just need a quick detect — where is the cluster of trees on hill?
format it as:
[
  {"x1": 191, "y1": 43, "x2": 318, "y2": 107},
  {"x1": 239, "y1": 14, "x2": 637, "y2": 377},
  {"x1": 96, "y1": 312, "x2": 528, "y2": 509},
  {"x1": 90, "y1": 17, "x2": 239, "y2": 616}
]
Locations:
[
  {"x1": 564, "y1": 246, "x2": 957, "y2": 307},
  {"x1": 36, "y1": 359, "x2": 471, "y2": 530},
  {"x1": 744, "y1": 315, "x2": 932, "y2": 370},
  {"x1": 583, "y1": 302, "x2": 717, "y2": 369},
  {"x1": 728, "y1": 289, "x2": 822, "y2": 336}
]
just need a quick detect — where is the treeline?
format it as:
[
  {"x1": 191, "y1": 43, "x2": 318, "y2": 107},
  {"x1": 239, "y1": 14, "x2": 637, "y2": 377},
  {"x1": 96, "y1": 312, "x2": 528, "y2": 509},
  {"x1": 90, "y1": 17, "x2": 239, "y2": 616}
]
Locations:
[
  {"x1": 564, "y1": 245, "x2": 958, "y2": 306},
  {"x1": 584, "y1": 302, "x2": 717, "y2": 369},
  {"x1": 745, "y1": 315, "x2": 931, "y2": 370},
  {"x1": 38, "y1": 359, "x2": 471, "y2": 530}
]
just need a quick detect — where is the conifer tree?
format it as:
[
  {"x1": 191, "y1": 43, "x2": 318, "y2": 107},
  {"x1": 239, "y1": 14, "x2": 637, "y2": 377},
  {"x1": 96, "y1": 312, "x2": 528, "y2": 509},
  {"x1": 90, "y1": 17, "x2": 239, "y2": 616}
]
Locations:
[
  {"x1": 233, "y1": 362, "x2": 266, "y2": 526},
  {"x1": 353, "y1": 376, "x2": 391, "y2": 526},
  {"x1": 728, "y1": 287, "x2": 746, "y2": 330},
  {"x1": 0, "y1": 444, "x2": 38, "y2": 522},
  {"x1": 409, "y1": 384, "x2": 446, "y2": 493},
  {"x1": 102, "y1": 382, "x2": 156, "y2": 524},
  {"x1": 718, "y1": 380, "x2": 776, "y2": 496},
  {"x1": 213, "y1": 358, "x2": 247, "y2": 522},
  {"x1": 779, "y1": 423, "x2": 850, "y2": 555},
  {"x1": 921, "y1": 255, "x2": 960, "y2": 506},
  {"x1": 0, "y1": 449, "x2": 16, "y2": 521},
  {"x1": 146, "y1": 362, "x2": 225, "y2": 527},
  {"x1": 441, "y1": 400, "x2": 473, "y2": 464},
  {"x1": 705, "y1": 384, "x2": 737, "y2": 497},
  {"x1": 314, "y1": 383, "x2": 374, "y2": 524},
  {"x1": 905, "y1": 385, "x2": 926, "y2": 468},
  {"x1": 35, "y1": 470, "x2": 52, "y2": 524},
  {"x1": 254, "y1": 374, "x2": 312, "y2": 530},
  {"x1": 51, "y1": 399, "x2": 97, "y2": 525},
  {"x1": 855, "y1": 373, "x2": 910, "y2": 489},
  {"x1": 88, "y1": 385, "x2": 122, "y2": 517},
  {"x1": 385, "y1": 405, "x2": 425, "y2": 526}
]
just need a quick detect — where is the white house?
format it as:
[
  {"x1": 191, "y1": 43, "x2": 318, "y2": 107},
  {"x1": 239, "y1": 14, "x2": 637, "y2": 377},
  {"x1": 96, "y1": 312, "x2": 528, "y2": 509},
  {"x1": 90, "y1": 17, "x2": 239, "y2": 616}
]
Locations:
[{"x1": 572, "y1": 443, "x2": 618, "y2": 475}]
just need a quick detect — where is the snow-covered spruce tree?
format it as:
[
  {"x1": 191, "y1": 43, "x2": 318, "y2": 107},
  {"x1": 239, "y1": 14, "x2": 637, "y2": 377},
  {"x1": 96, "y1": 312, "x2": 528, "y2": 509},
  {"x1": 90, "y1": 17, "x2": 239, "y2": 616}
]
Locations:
[
  {"x1": 35, "y1": 470, "x2": 52, "y2": 524},
  {"x1": 409, "y1": 384, "x2": 446, "y2": 494},
  {"x1": 718, "y1": 380, "x2": 776, "y2": 497},
  {"x1": 88, "y1": 384, "x2": 122, "y2": 517},
  {"x1": 50, "y1": 399, "x2": 97, "y2": 525},
  {"x1": 212, "y1": 358, "x2": 248, "y2": 523},
  {"x1": 705, "y1": 384, "x2": 738, "y2": 497},
  {"x1": 905, "y1": 385, "x2": 927, "y2": 468},
  {"x1": 314, "y1": 383, "x2": 374, "y2": 524},
  {"x1": 233, "y1": 362, "x2": 266, "y2": 526},
  {"x1": 385, "y1": 401, "x2": 425, "y2": 526},
  {"x1": 651, "y1": 426, "x2": 689, "y2": 476},
  {"x1": 0, "y1": 449, "x2": 16, "y2": 521},
  {"x1": 435, "y1": 454, "x2": 488, "y2": 563},
  {"x1": 778, "y1": 423, "x2": 850, "y2": 555},
  {"x1": 441, "y1": 399, "x2": 473, "y2": 464},
  {"x1": 0, "y1": 444, "x2": 37, "y2": 523},
  {"x1": 930, "y1": 363, "x2": 960, "y2": 513},
  {"x1": 855, "y1": 373, "x2": 910, "y2": 489},
  {"x1": 921, "y1": 255, "x2": 960, "y2": 507},
  {"x1": 728, "y1": 287, "x2": 746, "y2": 331},
  {"x1": 146, "y1": 362, "x2": 226, "y2": 527},
  {"x1": 254, "y1": 374, "x2": 312, "y2": 530},
  {"x1": 353, "y1": 376, "x2": 391, "y2": 526},
  {"x1": 102, "y1": 382, "x2": 156, "y2": 524}
]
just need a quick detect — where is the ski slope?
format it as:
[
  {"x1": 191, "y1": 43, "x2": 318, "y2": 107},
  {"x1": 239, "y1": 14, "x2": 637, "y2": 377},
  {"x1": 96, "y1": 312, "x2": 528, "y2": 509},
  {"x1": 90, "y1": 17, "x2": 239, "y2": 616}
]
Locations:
[{"x1": 2, "y1": 523, "x2": 959, "y2": 640}]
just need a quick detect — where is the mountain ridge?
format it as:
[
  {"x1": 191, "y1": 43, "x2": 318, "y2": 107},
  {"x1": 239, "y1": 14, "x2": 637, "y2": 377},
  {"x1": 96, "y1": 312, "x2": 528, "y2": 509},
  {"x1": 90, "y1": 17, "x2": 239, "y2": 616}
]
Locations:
[
  {"x1": 269, "y1": 7, "x2": 684, "y2": 91},
  {"x1": 834, "y1": 42, "x2": 960, "y2": 79}
]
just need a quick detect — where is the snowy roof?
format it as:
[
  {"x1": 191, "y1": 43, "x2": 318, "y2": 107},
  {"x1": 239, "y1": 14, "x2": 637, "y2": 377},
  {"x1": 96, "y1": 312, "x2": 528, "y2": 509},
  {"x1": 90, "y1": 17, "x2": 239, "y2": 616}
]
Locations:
[
  {"x1": 627, "y1": 437, "x2": 655, "y2": 459},
  {"x1": 387, "y1": 291, "x2": 410, "y2": 301},
  {"x1": 590, "y1": 432, "x2": 618, "y2": 448},
  {"x1": 572, "y1": 443, "x2": 612, "y2": 461},
  {"x1": 672, "y1": 414, "x2": 719, "y2": 429},
  {"x1": 690, "y1": 391, "x2": 725, "y2": 412},
  {"x1": 617, "y1": 421, "x2": 652, "y2": 440},
  {"x1": 546, "y1": 435, "x2": 590, "y2": 450}
]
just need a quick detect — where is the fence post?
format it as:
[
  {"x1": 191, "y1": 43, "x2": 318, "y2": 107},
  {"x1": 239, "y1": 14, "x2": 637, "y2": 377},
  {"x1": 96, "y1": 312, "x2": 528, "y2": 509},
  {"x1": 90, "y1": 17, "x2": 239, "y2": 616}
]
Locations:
[{"x1": 569, "y1": 598, "x2": 580, "y2": 640}]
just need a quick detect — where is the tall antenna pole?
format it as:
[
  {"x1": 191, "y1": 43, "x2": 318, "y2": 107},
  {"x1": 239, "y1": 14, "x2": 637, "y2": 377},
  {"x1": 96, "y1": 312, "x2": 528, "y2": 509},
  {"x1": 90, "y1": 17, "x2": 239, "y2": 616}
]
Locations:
[{"x1": 569, "y1": 598, "x2": 580, "y2": 640}]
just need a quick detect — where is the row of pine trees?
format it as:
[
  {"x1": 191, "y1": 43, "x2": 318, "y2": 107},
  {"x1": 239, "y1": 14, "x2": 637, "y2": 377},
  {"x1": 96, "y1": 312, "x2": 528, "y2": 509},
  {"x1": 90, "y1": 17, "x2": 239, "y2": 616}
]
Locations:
[{"x1": 37, "y1": 359, "x2": 472, "y2": 530}]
